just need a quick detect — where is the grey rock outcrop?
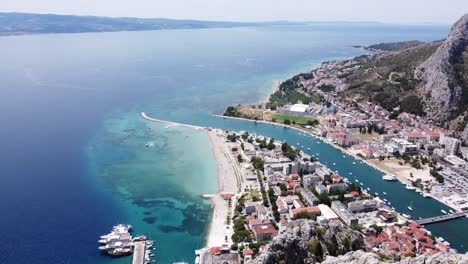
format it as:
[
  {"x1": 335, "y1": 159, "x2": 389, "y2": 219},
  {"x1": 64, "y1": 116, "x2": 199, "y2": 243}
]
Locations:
[
  {"x1": 249, "y1": 220, "x2": 365, "y2": 264},
  {"x1": 321, "y1": 250, "x2": 468, "y2": 264},
  {"x1": 415, "y1": 13, "x2": 468, "y2": 122}
]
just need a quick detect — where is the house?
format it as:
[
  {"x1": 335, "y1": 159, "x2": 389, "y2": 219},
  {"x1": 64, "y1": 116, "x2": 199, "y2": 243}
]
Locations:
[
  {"x1": 327, "y1": 182, "x2": 348, "y2": 193},
  {"x1": 245, "y1": 202, "x2": 261, "y2": 215},
  {"x1": 331, "y1": 201, "x2": 359, "y2": 227},
  {"x1": 255, "y1": 205, "x2": 268, "y2": 219},
  {"x1": 301, "y1": 188, "x2": 319, "y2": 206},
  {"x1": 348, "y1": 199, "x2": 380, "y2": 213},
  {"x1": 315, "y1": 184, "x2": 328, "y2": 195},
  {"x1": 252, "y1": 224, "x2": 277, "y2": 242},
  {"x1": 248, "y1": 219, "x2": 271, "y2": 231},
  {"x1": 289, "y1": 206, "x2": 321, "y2": 219}
]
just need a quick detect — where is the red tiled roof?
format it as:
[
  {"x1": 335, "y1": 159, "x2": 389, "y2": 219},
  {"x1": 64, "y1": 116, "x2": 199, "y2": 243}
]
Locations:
[
  {"x1": 243, "y1": 249, "x2": 254, "y2": 256},
  {"x1": 210, "y1": 247, "x2": 221, "y2": 255},
  {"x1": 252, "y1": 224, "x2": 276, "y2": 235},
  {"x1": 290, "y1": 206, "x2": 321, "y2": 215}
]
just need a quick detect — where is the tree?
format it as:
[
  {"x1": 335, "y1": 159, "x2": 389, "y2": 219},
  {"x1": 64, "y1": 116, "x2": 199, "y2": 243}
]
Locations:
[
  {"x1": 312, "y1": 240, "x2": 324, "y2": 262},
  {"x1": 237, "y1": 154, "x2": 244, "y2": 163},
  {"x1": 283, "y1": 119, "x2": 291, "y2": 125},
  {"x1": 351, "y1": 239, "x2": 363, "y2": 251},
  {"x1": 251, "y1": 156, "x2": 265, "y2": 170}
]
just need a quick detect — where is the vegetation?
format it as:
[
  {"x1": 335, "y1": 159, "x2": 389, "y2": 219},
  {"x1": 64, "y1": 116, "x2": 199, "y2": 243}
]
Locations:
[
  {"x1": 271, "y1": 114, "x2": 316, "y2": 125},
  {"x1": 281, "y1": 142, "x2": 300, "y2": 161},
  {"x1": 342, "y1": 41, "x2": 442, "y2": 115},
  {"x1": 256, "y1": 170, "x2": 269, "y2": 207},
  {"x1": 227, "y1": 133, "x2": 240, "y2": 142},
  {"x1": 231, "y1": 217, "x2": 252, "y2": 243},
  {"x1": 268, "y1": 188, "x2": 281, "y2": 221},
  {"x1": 251, "y1": 156, "x2": 265, "y2": 171},
  {"x1": 430, "y1": 169, "x2": 444, "y2": 183},
  {"x1": 309, "y1": 240, "x2": 324, "y2": 262}
]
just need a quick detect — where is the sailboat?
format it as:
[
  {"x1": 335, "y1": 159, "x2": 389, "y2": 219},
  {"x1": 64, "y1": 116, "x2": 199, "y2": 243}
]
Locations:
[{"x1": 408, "y1": 201, "x2": 413, "y2": 211}]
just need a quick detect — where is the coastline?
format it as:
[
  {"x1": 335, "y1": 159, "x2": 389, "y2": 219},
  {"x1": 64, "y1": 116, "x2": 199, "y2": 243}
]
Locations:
[
  {"x1": 205, "y1": 130, "x2": 241, "y2": 247},
  {"x1": 141, "y1": 112, "x2": 241, "y2": 247},
  {"x1": 213, "y1": 114, "x2": 460, "y2": 212}
]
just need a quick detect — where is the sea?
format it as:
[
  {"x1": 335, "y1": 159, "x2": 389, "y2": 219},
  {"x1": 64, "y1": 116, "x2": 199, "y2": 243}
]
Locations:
[{"x1": 0, "y1": 23, "x2": 466, "y2": 264}]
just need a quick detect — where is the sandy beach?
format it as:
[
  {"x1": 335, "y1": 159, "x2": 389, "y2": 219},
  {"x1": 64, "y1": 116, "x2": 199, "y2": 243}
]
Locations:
[{"x1": 205, "y1": 130, "x2": 241, "y2": 247}]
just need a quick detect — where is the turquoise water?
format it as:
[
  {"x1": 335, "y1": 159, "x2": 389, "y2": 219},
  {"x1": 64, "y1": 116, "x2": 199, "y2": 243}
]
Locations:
[{"x1": 0, "y1": 24, "x2": 465, "y2": 264}]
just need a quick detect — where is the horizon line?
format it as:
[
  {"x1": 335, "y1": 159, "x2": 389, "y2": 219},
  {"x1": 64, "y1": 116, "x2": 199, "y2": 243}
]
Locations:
[{"x1": 0, "y1": 11, "x2": 452, "y2": 26}]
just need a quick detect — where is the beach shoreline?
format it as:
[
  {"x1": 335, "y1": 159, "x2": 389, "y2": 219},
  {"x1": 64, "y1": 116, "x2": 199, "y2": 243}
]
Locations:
[{"x1": 204, "y1": 130, "x2": 241, "y2": 247}]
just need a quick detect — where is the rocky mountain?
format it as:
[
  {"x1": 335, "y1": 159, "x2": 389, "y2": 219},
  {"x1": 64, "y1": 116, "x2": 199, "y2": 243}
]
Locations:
[
  {"x1": 339, "y1": 13, "x2": 468, "y2": 141},
  {"x1": 248, "y1": 220, "x2": 365, "y2": 264},
  {"x1": 415, "y1": 14, "x2": 468, "y2": 137},
  {"x1": 248, "y1": 221, "x2": 467, "y2": 264},
  {"x1": 321, "y1": 250, "x2": 468, "y2": 264}
]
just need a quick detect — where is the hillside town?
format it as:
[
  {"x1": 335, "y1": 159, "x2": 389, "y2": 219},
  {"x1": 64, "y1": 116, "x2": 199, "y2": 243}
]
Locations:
[
  {"x1": 196, "y1": 130, "x2": 457, "y2": 264},
  {"x1": 224, "y1": 56, "x2": 468, "y2": 214}
]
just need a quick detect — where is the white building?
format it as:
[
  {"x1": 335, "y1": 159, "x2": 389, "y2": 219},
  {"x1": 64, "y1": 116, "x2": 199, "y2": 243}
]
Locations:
[
  {"x1": 290, "y1": 104, "x2": 309, "y2": 113},
  {"x1": 445, "y1": 155, "x2": 468, "y2": 170},
  {"x1": 318, "y1": 204, "x2": 339, "y2": 221}
]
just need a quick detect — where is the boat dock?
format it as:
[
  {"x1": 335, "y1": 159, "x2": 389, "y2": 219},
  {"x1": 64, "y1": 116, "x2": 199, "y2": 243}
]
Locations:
[
  {"x1": 132, "y1": 241, "x2": 146, "y2": 264},
  {"x1": 141, "y1": 112, "x2": 205, "y2": 130},
  {"x1": 416, "y1": 212, "x2": 467, "y2": 225}
]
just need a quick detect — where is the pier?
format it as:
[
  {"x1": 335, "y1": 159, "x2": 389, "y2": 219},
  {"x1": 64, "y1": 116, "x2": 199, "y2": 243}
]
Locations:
[
  {"x1": 141, "y1": 112, "x2": 205, "y2": 130},
  {"x1": 416, "y1": 212, "x2": 467, "y2": 225},
  {"x1": 132, "y1": 241, "x2": 146, "y2": 264}
]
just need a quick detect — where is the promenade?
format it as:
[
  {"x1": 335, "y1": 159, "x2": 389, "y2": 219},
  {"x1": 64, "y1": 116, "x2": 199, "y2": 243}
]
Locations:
[{"x1": 132, "y1": 241, "x2": 145, "y2": 264}]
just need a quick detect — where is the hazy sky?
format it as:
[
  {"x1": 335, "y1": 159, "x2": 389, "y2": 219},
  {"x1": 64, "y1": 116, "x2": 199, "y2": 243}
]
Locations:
[{"x1": 1, "y1": 0, "x2": 467, "y2": 24}]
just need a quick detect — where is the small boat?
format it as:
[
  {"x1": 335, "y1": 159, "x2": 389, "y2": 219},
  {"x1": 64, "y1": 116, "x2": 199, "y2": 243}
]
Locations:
[
  {"x1": 388, "y1": 202, "x2": 391, "y2": 205},
  {"x1": 383, "y1": 192, "x2": 387, "y2": 195},
  {"x1": 316, "y1": 153, "x2": 320, "y2": 156},
  {"x1": 360, "y1": 183, "x2": 363, "y2": 186},
  {"x1": 449, "y1": 209, "x2": 455, "y2": 214},
  {"x1": 307, "y1": 147, "x2": 311, "y2": 150},
  {"x1": 349, "y1": 172, "x2": 352, "y2": 175},
  {"x1": 422, "y1": 193, "x2": 431, "y2": 198},
  {"x1": 375, "y1": 192, "x2": 379, "y2": 196},
  {"x1": 408, "y1": 201, "x2": 413, "y2": 211},
  {"x1": 342, "y1": 155, "x2": 346, "y2": 158},
  {"x1": 402, "y1": 213, "x2": 412, "y2": 219},
  {"x1": 355, "y1": 179, "x2": 359, "y2": 183},
  {"x1": 297, "y1": 143, "x2": 300, "y2": 145},
  {"x1": 367, "y1": 187, "x2": 370, "y2": 191},
  {"x1": 441, "y1": 210, "x2": 448, "y2": 214},
  {"x1": 391, "y1": 207, "x2": 395, "y2": 210},
  {"x1": 383, "y1": 198, "x2": 387, "y2": 202},
  {"x1": 333, "y1": 163, "x2": 336, "y2": 165},
  {"x1": 382, "y1": 174, "x2": 397, "y2": 181}
]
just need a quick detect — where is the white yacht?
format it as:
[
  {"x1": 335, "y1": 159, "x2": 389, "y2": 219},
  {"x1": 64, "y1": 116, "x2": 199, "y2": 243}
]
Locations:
[{"x1": 382, "y1": 174, "x2": 397, "y2": 181}]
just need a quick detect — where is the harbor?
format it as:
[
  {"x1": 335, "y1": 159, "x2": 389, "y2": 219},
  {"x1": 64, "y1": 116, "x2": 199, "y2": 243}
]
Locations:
[{"x1": 98, "y1": 224, "x2": 155, "y2": 264}]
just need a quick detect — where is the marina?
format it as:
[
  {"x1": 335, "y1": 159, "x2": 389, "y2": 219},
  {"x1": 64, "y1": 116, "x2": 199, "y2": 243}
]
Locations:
[{"x1": 99, "y1": 224, "x2": 155, "y2": 264}]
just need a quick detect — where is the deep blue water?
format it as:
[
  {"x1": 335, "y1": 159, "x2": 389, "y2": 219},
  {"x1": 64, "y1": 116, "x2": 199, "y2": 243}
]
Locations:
[{"x1": 0, "y1": 24, "x2": 465, "y2": 264}]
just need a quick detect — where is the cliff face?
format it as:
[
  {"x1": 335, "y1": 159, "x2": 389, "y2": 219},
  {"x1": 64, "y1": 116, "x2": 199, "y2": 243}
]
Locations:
[
  {"x1": 321, "y1": 250, "x2": 468, "y2": 264},
  {"x1": 415, "y1": 14, "x2": 468, "y2": 134},
  {"x1": 249, "y1": 221, "x2": 467, "y2": 264},
  {"x1": 249, "y1": 220, "x2": 365, "y2": 264}
]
